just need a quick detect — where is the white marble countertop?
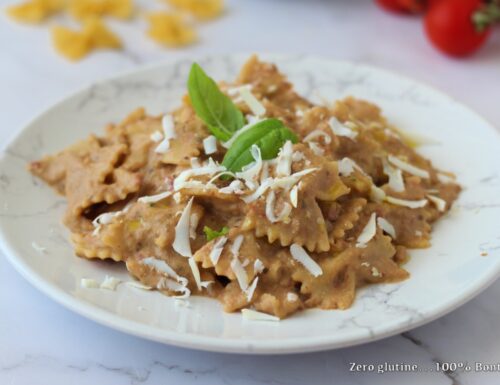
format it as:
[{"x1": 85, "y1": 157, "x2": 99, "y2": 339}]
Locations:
[{"x1": 1, "y1": 0, "x2": 499, "y2": 384}]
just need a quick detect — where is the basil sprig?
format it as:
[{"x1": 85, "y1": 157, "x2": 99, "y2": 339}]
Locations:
[
  {"x1": 203, "y1": 225, "x2": 229, "y2": 241},
  {"x1": 188, "y1": 63, "x2": 245, "y2": 141},
  {"x1": 222, "y1": 119, "x2": 298, "y2": 172}
]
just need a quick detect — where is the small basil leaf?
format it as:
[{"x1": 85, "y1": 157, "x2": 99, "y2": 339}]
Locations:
[
  {"x1": 188, "y1": 63, "x2": 245, "y2": 141},
  {"x1": 222, "y1": 118, "x2": 298, "y2": 173},
  {"x1": 203, "y1": 225, "x2": 229, "y2": 241}
]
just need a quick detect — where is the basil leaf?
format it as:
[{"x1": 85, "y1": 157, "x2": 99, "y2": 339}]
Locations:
[
  {"x1": 222, "y1": 119, "x2": 298, "y2": 172},
  {"x1": 203, "y1": 225, "x2": 229, "y2": 241},
  {"x1": 188, "y1": 63, "x2": 245, "y2": 141}
]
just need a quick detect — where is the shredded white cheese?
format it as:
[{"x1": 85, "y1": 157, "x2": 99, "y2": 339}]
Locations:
[
  {"x1": 290, "y1": 244, "x2": 323, "y2": 277},
  {"x1": 370, "y1": 185, "x2": 386, "y2": 203},
  {"x1": 31, "y1": 242, "x2": 46, "y2": 254},
  {"x1": 157, "y1": 277, "x2": 190, "y2": 299},
  {"x1": 253, "y1": 259, "x2": 265, "y2": 274},
  {"x1": 289, "y1": 185, "x2": 299, "y2": 208},
  {"x1": 245, "y1": 277, "x2": 259, "y2": 302},
  {"x1": 236, "y1": 145, "x2": 262, "y2": 188},
  {"x1": 188, "y1": 257, "x2": 202, "y2": 290},
  {"x1": 155, "y1": 114, "x2": 176, "y2": 154},
  {"x1": 427, "y1": 194, "x2": 446, "y2": 212},
  {"x1": 241, "y1": 309, "x2": 280, "y2": 322},
  {"x1": 230, "y1": 257, "x2": 248, "y2": 291},
  {"x1": 150, "y1": 131, "x2": 163, "y2": 143},
  {"x1": 138, "y1": 191, "x2": 171, "y2": 204},
  {"x1": 203, "y1": 135, "x2": 217, "y2": 155},
  {"x1": 386, "y1": 196, "x2": 428, "y2": 209},
  {"x1": 356, "y1": 213, "x2": 377, "y2": 248},
  {"x1": 209, "y1": 236, "x2": 227, "y2": 265},
  {"x1": 141, "y1": 257, "x2": 188, "y2": 285},
  {"x1": 172, "y1": 197, "x2": 194, "y2": 258},
  {"x1": 304, "y1": 129, "x2": 332, "y2": 144},
  {"x1": 276, "y1": 140, "x2": 293, "y2": 177},
  {"x1": 371, "y1": 266, "x2": 382, "y2": 277},
  {"x1": 189, "y1": 212, "x2": 200, "y2": 240},
  {"x1": 238, "y1": 87, "x2": 266, "y2": 116},
  {"x1": 338, "y1": 157, "x2": 362, "y2": 177},
  {"x1": 265, "y1": 190, "x2": 292, "y2": 223},
  {"x1": 388, "y1": 155, "x2": 430, "y2": 179},
  {"x1": 287, "y1": 292, "x2": 299, "y2": 302},
  {"x1": 80, "y1": 278, "x2": 99, "y2": 289},
  {"x1": 230, "y1": 235, "x2": 244, "y2": 257},
  {"x1": 308, "y1": 142, "x2": 324, "y2": 156},
  {"x1": 100, "y1": 275, "x2": 121, "y2": 291},
  {"x1": 329, "y1": 117, "x2": 358, "y2": 139},
  {"x1": 383, "y1": 161, "x2": 405, "y2": 193},
  {"x1": 377, "y1": 217, "x2": 396, "y2": 239}
]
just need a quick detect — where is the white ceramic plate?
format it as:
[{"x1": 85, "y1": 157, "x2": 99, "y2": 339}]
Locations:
[{"x1": 1, "y1": 54, "x2": 499, "y2": 354}]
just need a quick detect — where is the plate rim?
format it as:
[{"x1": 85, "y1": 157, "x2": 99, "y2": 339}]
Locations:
[{"x1": 1, "y1": 53, "x2": 500, "y2": 354}]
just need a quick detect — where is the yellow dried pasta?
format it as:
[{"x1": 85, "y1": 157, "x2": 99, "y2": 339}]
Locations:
[
  {"x1": 146, "y1": 12, "x2": 197, "y2": 48},
  {"x1": 166, "y1": 0, "x2": 224, "y2": 20},
  {"x1": 68, "y1": 0, "x2": 133, "y2": 20},
  {"x1": 6, "y1": 0, "x2": 64, "y2": 23},
  {"x1": 51, "y1": 18, "x2": 122, "y2": 61}
]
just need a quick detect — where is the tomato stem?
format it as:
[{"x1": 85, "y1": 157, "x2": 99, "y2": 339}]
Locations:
[{"x1": 472, "y1": 2, "x2": 500, "y2": 32}]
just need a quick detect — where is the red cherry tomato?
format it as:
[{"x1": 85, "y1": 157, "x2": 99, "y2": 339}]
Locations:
[
  {"x1": 424, "y1": 0, "x2": 491, "y2": 56},
  {"x1": 376, "y1": 0, "x2": 426, "y2": 13}
]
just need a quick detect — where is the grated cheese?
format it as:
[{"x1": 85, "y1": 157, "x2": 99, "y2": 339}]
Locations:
[
  {"x1": 377, "y1": 217, "x2": 396, "y2": 239},
  {"x1": 188, "y1": 257, "x2": 202, "y2": 290},
  {"x1": 150, "y1": 130, "x2": 163, "y2": 142},
  {"x1": 209, "y1": 236, "x2": 227, "y2": 265},
  {"x1": 138, "y1": 191, "x2": 171, "y2": 204},
  {"x1": 157, "y1": 277, "x2": 190, "y2": 299},
  {"x1": 242, "y1": 308, "x2": 280, "y2": 322},
  {"x1": 31, "y1": 241, "x2": 47, "y2": 254},
  {"x1": 230, "y1": 234, "x2": 244, "y2": 257},
  {"x1": 265, "y1": 190, "x2": 292, "y2": 223},
  {"x1": 388, "y1": 155, "x2": 430, "y2": 179},
  {"x1": 427, "y1": 194, "x2": 446, "y2": 212},
  {"x1": 238, "y1": 87, "x2": 266, "y2": 116},
  {"x1": 100, "y1": 275, "x2": 121, "y2": 291},
  {"x1": 230, "y1": 257, "x2": 248, "y2": 291},
  {"x1": 253, "y1": 259, "x2": 265, "y2": 273},
  {"x1": 245, "y1": 277, "x2": 259, "y2": 301},
  {"x1": 383, "y1": 160, "x2": 405, "y2": 193},
  {"x1": 81, "y1": 278, "x2": 99, "y2": 289},
  {"x1": 386, "y1": 196, "x2": 428, "y2": 209},
  {"x1": 329, "y1": 117, "x2": 358, "y2": 139},
  {"x1": 371, "y1": 266, "x2": 382, "y2": 277},
  {"x1": 189, "y1": 212, "x2": 200, "y2": 239},
  {"x1": 308, "y1": 141, "x2": 324, "y2": 156},
  {"x1": 141, "y1": 257, "x2": 188, "y2": 285},
  {"x1": 276, "y1": 140, "x2": 293, "y2": 177},
  {"x1": 203, "y1": 135, "x2": 217, "y2": 155},
  {"x1": 370, "y1": 185, "x2": 386, "y2": 203},
  {"x1": 290, "y1": 185, "x2": 299, "y2": 208},
  {"x1": 287, "y1": 292, "x2": 298, "y2": 302},
  {"x1": 338, "y1": 157, "x2": 362, "y2": 177},
  {"x1": 290, "y1": 244, "x2": 323, "y2": 277},
  {"x1": 356, "y1": 213, "x2": 377, "y2": 248},
  {"x1": 172, "y1": 197, "x2": 194, "y2": 258},
  {"x1": 155, "y1": 114, "x2": 176, "y2": 154},
  {"x1": 304, "y1": 129, "x2": 332, "y2": 144},
  {"x1": 236, "y1": 145, "x2": 262, "y2": 188}
]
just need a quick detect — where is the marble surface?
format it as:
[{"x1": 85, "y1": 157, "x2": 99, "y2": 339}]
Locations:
[{"x1": 1, "y1": 0, "x2": 499, "y2": 384}]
